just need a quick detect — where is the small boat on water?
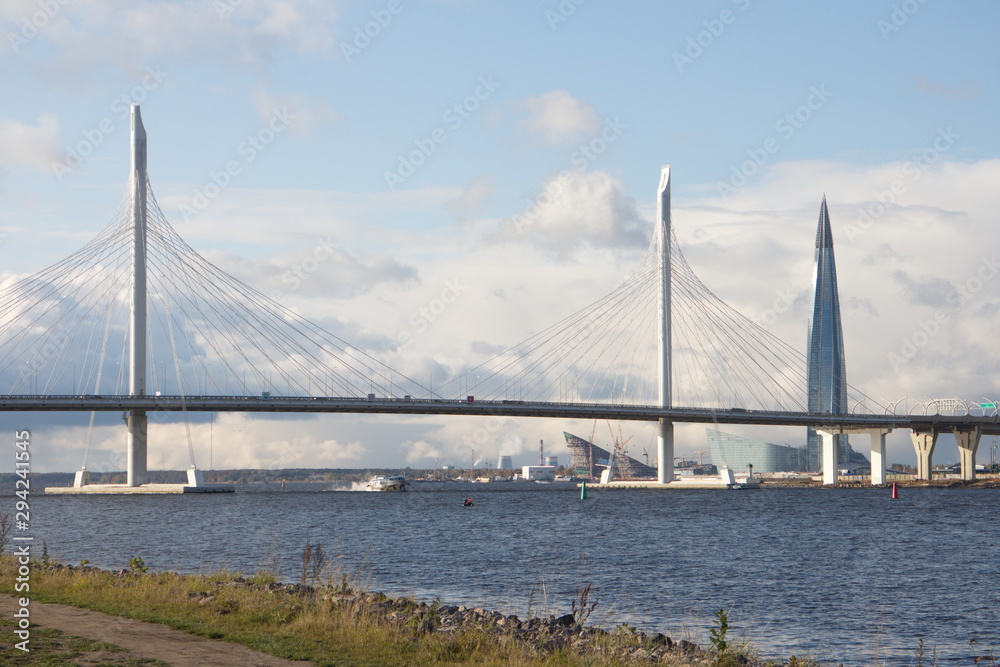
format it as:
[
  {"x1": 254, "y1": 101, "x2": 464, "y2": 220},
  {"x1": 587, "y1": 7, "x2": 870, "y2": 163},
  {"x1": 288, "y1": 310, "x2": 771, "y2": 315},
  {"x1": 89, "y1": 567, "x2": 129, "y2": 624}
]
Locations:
[{"x1": 366, "y1": 475, "x2": 408, "y2": 492}]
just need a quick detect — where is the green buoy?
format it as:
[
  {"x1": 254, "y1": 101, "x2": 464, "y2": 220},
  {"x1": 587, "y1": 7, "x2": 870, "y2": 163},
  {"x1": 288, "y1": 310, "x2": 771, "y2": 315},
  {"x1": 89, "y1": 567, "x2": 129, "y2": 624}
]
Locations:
[{"x1": 580, "y1": 480, "x2": 588, "y2": 500}]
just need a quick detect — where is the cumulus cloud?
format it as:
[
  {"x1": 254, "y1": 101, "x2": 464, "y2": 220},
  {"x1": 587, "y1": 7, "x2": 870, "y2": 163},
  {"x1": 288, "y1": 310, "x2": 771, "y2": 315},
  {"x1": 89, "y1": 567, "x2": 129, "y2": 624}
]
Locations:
[
  {"x1": 448, "y1": 176, "x2": 492, "y2": 224},
  {"x1": 205, "y1": 244, "x2": 418, "y2": 300},
  {"x1": 2, "y1": 0, "x2": 340, "y2": 78},
  {"x1": 402, "y1": 439, "x2": 442, "y2": 465},
  {"x1": 0, "y1": 114, "x2": 61, "y2": 175},
  {"x1": 492, "y1": 170, "x2": 648, "y2": 260},
  {"x1": 517, "y1": 90, "x2": 601, "y2": 146}
]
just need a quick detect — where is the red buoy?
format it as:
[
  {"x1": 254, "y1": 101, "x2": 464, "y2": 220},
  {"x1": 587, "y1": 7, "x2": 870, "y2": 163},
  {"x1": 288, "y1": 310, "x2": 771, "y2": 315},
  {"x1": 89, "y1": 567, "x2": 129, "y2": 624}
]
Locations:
[{"x1": 891, "y1": 482, "x2": 898, "y2": 499}]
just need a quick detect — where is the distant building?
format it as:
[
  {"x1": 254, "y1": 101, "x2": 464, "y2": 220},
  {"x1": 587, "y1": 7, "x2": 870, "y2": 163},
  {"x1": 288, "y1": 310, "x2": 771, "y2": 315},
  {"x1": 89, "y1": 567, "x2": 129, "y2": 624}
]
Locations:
[
  {"x1": 706, "y1": 429, "x2": 807, "y2": 473},
  {"x1": 521, "y1": 465, "x2": 556, "y2": 481},
  {"x1": 497, "y1": 455, "x2": 513, "y2": 470},
  {"x1": 544, "y1": 455, "x2": 558, "y2": 468},
  {"x1": 563, "y1": 432, "x2": 656, "y2": 479}
]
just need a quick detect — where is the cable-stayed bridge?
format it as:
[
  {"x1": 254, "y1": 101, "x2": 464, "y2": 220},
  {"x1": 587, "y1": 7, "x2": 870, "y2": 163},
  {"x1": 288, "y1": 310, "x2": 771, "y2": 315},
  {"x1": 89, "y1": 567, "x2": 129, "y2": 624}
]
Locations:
[{"x1": 2, "y1": 106, "x2": 997, "y2": 488}]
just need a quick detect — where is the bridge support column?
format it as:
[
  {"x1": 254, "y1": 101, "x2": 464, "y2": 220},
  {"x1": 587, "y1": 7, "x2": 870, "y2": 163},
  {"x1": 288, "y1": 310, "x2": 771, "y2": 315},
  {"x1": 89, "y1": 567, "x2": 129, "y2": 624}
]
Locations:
[
  {"x1": 127, "y1": 410, "x2": 148, "y2": 487},
  {"x1": 954, "y1": 428, "x2": 981, "y2": 481},
  {"x1": 867, "y1": 429, "x2": 890, "y2": 485},
  {"x1": 817, "y1": 429, "x2": 837, "y2": 485},
  {"x1": 657, "y1": 419, "x2": 674, "y2": 483},
  {"x1": 73, "y1": 469, "x2": 90, "y2": 488},
  {"x1": 910, "y1": 431, "x2": 937, "y2": 480}
]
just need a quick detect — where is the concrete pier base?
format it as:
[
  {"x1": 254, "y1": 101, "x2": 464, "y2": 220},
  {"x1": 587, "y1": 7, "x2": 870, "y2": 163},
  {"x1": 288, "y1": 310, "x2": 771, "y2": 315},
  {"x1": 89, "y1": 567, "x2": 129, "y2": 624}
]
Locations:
[
  {"x1": 657, "y1": 419, "x2": 674, "y2": 483},
  {"x1": 911, "y1": 431, "x2": 938, "y2": 480},
  {"x1": 867, "y1": 429, "x2": 890, "y2": 485},
  {"x1": 581, "y1": 478, "x2": 759, "y2": 490},
  {"x1": 45, "y1": 483, "x2": 233, "y2": 495},
  {"x1": 954, "y1": 428, "x2": 981, "y2": 481},
  {"x1": 187, "y1": 467, "x2": 205, "y2": 487},
  {"x1": 818, "y1": 429, "x2": 837, "y2": 485},
  {"x1": 73, "y1": 469, "x2": 90, "y2": 487},
  {"x1": 126, "y1": 410, "x2": 148, "y2": 487}
]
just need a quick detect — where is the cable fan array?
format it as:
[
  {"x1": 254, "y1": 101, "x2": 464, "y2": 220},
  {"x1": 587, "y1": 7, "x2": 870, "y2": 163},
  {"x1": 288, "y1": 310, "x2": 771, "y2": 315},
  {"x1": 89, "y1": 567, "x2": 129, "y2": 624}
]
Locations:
[
  {"x1": 0, "y1": 178, "x2": 425, "y2": 399},
  {"x1": 1, "y1": 172, "x2": 881, "y2": 413},
  {"x1": 444, "y1": 229, "x2": 882, "y2": 412}
]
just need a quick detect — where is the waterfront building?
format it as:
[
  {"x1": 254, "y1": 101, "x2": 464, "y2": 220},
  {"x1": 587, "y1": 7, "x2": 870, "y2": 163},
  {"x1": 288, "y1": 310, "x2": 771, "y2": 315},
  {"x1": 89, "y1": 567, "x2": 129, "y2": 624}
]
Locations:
[
  {"x1": 706, "y1": 428, "x2": 806, "y2": 473},
  {"x1": 563, "y1": 432, "x2": 657, "y2": 478},
  {"x1": 521, "y1": 465, "x2": 556, "y2": 481}
]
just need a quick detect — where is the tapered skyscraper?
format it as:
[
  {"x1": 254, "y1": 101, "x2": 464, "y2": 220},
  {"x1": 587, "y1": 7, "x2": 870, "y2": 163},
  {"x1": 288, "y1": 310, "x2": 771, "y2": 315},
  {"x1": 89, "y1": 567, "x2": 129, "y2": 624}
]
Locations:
[{"x1": 806, "y1": 197, "x2": 848, "y2": 471}]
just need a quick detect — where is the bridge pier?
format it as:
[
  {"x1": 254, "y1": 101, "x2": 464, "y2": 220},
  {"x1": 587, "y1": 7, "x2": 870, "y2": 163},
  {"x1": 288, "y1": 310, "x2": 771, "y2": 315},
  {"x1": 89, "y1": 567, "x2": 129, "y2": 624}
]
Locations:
[
  {"x1": 657, "y1": 419, "x2": 674, "y2": 483},
  {"x1": 866, "y1": 428, "x2": 890, "y2": 485},
  {"x1": 954, "y1": 428, "x2": 981, "y2": 481},
  {"x1": 817, "y1": 429, "x2": 837, "y2": 485},
  {"x1": 910, "y1": 431, "x2": 937, "y2": 480},
  {"x1": 127, "y1": 410, "x2": 148, "y2": 486}
]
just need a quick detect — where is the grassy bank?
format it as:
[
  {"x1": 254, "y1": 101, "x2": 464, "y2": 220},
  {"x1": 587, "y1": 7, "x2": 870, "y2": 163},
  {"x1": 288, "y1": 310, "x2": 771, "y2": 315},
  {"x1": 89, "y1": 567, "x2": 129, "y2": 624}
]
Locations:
[{"x1": 0, "y1": 558, "x2": 812, "y2": 666}]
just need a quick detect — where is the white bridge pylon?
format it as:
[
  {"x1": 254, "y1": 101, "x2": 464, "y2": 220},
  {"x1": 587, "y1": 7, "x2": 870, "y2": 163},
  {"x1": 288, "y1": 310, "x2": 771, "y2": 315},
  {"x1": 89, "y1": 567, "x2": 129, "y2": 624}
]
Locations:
[
  {"x1": 127, "y1": 105, "x2": 149, "y2": 487},
  {"x1": 13, "y1": 108, "x2": 980, "y2": 486}
]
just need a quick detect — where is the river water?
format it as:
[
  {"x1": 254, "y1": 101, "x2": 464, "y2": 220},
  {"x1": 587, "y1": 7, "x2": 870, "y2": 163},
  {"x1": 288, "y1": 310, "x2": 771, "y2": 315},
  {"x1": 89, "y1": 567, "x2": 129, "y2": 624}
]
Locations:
[{"x1": 23, "y1": 483, "x2": 1000, "y2": 665}]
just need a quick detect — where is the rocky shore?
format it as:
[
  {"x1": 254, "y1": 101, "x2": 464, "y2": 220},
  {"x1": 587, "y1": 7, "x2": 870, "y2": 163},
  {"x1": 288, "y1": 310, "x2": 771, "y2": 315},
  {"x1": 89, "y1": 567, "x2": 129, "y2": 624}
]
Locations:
[
  {"x1": 189, "y1": 575, "x2": 790, "y2": 666},
  {"x1": 10, "y1": 560, "x2": 818, "y2": 666}
]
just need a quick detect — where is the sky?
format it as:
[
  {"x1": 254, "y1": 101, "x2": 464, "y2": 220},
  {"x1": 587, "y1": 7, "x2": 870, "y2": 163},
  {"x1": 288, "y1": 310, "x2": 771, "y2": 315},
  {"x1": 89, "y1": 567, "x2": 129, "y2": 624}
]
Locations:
[{"x1": 1, "y1": 0, "x2": 999, "y2": 474}]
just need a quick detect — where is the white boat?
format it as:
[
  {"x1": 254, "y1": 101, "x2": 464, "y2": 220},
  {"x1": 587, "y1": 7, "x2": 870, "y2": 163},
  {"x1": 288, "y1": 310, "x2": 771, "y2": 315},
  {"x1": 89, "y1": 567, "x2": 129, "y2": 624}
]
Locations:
[{"x1": 366, "y1": 475, "x2": 408, "y2": 492}]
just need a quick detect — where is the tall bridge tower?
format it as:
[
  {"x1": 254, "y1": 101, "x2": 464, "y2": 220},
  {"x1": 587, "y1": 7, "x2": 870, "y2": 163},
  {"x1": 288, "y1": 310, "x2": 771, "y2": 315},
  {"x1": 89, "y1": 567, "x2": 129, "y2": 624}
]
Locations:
[
  {"x1": 127, "y1": 104, "x2": 149, "y2": 487},
  {"x1": 657, "y1": 166, "x2": 674, "y2": 483}
]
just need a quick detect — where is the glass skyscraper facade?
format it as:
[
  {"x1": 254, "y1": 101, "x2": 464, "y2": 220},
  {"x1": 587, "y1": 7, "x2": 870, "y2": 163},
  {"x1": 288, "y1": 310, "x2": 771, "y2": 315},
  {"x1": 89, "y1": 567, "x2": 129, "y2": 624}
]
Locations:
[
  {"x1": 707, "y1": 429, "x2": 807, "y2": 473},
  {"x1": 806, "y1": 197, "x2": 851, "y2": 471}
]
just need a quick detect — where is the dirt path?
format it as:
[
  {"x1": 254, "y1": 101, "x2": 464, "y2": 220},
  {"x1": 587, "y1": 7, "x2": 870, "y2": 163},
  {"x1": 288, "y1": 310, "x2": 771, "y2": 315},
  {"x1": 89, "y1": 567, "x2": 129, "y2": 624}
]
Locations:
[{"x1": 0, "y1": 595, "x2": 313, "y2": 667}]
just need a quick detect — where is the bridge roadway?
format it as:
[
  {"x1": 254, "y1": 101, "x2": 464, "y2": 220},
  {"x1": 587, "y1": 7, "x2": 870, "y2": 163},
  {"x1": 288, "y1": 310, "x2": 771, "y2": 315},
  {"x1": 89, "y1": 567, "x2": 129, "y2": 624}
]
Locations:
[{"x1": 3, "y1": 394, "x2": 1000, "y2": 435}]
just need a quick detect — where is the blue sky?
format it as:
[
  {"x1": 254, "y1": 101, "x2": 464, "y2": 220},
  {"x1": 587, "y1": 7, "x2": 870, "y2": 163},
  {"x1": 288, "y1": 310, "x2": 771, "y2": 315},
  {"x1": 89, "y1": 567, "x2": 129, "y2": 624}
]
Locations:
[{"x1": 2, "y1": 0, "x2": 999, "y2": 472}]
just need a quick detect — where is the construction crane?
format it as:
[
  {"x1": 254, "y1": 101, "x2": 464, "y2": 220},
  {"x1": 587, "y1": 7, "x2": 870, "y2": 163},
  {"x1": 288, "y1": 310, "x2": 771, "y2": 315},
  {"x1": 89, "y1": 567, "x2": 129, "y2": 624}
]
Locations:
[
  {"x1": 607, "y1": 422, "x2": 635, "y2": 479},
  {"x1": 694, "y1": 450, "x2": 708, "y2": 465}
]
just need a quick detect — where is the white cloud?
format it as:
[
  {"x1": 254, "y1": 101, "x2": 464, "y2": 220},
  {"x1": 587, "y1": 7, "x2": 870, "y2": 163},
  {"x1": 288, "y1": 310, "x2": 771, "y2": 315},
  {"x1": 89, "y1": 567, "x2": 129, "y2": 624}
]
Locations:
[
  {"x1": 6, "y1": 157, "x2": 1000, "y2": 472},
  {"x1": 2, "y1": 0, "x2": 340, "y2": 78},
  {"x1": 517, "y1": 90, "x2": 601, "y2": 146},
  {"x1": 0, "y1": 114, "x2": 60, "y2": 174},
  {"x1": 449, "y1": 176, "x2": 492, "y2": 224},
  {"x1": 492, "y1": 169, "x2": 647, "y2": 259},
  {"x1": 402, "y1": 439, "x2": 441, "y2": 465}
]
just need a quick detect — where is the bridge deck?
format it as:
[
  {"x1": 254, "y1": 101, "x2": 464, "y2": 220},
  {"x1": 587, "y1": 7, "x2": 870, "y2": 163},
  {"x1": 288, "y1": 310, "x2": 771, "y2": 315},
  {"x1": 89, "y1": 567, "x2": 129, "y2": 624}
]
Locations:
[{"x1": 4, "y1": 395, "x2": 1000, "y2": 434}]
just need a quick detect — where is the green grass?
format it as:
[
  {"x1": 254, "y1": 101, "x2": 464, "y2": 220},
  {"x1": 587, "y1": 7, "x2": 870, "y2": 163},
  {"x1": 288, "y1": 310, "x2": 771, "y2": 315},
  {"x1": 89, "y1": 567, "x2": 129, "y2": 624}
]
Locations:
[
  {"x1": 0, "y1": 617, "x2": 170, "y2": 666},
  {"x1": 1, "y1": 559, "x2": 694, "y2": 666}
]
